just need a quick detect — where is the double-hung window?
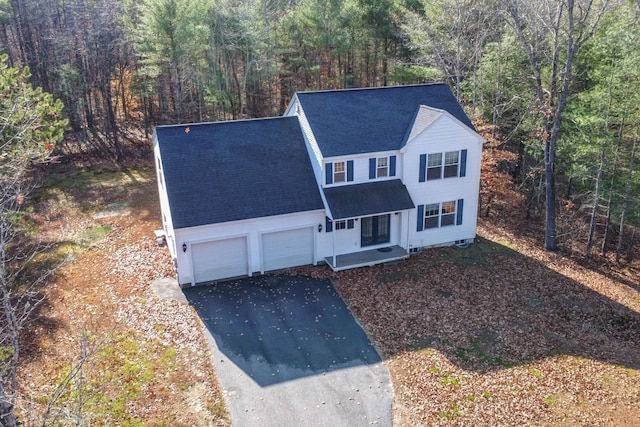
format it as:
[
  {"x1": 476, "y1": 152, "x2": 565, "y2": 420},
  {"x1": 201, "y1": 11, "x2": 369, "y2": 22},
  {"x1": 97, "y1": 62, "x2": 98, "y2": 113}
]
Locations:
[
  {"x1": 427, "y1": 153, "x2": 442, "y2": 180},
  {"x1": 417, "y1": 199, "x2": 464, "y2": 231},
  {"x1": 444, "y1": 151, "x2": 459, "y2": 178},
  {"x1": 424, "y1": 203, "x2": 440, "y2": 229},
  {"x1": 377, "y1": 157, "x2": 388, "y2": 177},
  {"x1": 326, "y1": 160, "x2": 354, "y2": 185},
  {"x1": 419, "y1": 150, "x2": 467, "y2": 182},
  {"x1": 369, "y1": 155, "x2": 396, "y2": 179},
  {"x1": 440, "y1": 201, "x2": 457, "y2": 226},
  {"x1": 334, "y1": 161, "x2": 346, "y2": 183}
]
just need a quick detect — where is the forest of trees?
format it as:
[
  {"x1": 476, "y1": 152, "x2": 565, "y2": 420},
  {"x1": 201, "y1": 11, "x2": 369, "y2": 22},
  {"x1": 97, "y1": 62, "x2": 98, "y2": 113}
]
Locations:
[
  {"x1": 0, "y1": 0, "x2": 638, "y2": 258},
  {"x1": 0, "y1": 0, "x2": 639, "y2": 423}
]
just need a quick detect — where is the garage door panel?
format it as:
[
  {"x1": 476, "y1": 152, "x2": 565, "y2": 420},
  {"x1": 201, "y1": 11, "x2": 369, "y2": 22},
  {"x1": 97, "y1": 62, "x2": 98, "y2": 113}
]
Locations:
[
  {"x1": 263, "y1": 227, "x2": 313, "y2": 272},
  {"x1": 192, "y1": 237, "x2": 248, "y2": 283}
]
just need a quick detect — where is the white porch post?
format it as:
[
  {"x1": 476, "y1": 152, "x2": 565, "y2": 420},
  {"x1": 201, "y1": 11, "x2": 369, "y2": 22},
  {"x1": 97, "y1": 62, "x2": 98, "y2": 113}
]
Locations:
[
  {"x1": 332, "y1": 222, "x2": 337, "y2": 268},
  {"x1": 406, "y1": 209, "x2": 411, "y2": 251}
]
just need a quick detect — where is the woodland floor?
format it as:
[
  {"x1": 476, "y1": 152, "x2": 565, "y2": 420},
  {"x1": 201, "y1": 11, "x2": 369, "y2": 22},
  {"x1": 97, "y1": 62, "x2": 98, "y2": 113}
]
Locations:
[{"x1": 18, "y1": 157, "x2": 640, "y2": 426}]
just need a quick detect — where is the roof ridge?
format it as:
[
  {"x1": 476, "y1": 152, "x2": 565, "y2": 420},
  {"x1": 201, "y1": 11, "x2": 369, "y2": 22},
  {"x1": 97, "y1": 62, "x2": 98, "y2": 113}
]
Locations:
[
  {"x1": 155, "y1": 115, "x2": 295, "y2": 130},
  {"x1": 295, "y1": 82, "x2": 448, "y2": 96}
]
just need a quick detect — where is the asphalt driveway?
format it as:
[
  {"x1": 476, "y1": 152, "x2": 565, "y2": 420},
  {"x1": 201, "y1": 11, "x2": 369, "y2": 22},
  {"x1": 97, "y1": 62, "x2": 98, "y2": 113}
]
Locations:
[{"x1": 183, "y1": 275, "x2": 392, "y2": 426}]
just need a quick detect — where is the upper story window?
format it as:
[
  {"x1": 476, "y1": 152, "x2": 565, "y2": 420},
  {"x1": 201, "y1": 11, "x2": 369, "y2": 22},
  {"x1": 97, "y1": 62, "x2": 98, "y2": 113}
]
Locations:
[
  {"x1": 377, "y1": 157, "x2": 388, "y2": 177},
  {"x1": 427, "y1": 153, "x2": 442, "y2": 180},
  {"x1": 369, "y1": 155, "x2": 396, "y2": 179},
  {"x1": 334, "y1": 161, "x2": 346, "y2": 183},
  {"x1": 419, "y1": 149, "x2": 467, "y2": 182},
  {"x1": 444, "y1": 151, "x2": 459, "y2": 178},
  {"x1": 325, "y1": 160, "x2": 354, "y2": 185}
]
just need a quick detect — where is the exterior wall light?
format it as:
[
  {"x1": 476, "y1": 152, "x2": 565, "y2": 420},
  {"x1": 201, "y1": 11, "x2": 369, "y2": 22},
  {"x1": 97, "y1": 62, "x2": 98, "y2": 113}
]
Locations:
[
  {"x1": 182, "y1": 243, "x2": 187, "y2": 252},
  {"x1": 318, "y1": 224, "x2": 322, "y2": 232}
]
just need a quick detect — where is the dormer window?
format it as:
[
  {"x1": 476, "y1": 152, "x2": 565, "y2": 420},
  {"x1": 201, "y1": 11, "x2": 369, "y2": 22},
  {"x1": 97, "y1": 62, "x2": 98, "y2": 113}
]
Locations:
[{"x1": 334, "y1": 161, "x2": 346, "y2": 183}]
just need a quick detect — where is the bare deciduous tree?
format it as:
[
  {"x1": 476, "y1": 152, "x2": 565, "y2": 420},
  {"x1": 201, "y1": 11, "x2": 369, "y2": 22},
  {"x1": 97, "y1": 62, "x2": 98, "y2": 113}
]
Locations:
[{"x1": 507, "y1": 0, "x2": 610, "y2": 251}]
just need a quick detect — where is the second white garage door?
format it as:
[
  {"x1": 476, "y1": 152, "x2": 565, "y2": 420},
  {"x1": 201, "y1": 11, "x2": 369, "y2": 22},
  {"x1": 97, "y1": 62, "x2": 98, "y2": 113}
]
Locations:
[
  {"x1": 192, "y1": 237, "x2": 249, "y2": 284},
  {"x1": 262, "y1": 227, "x2": 314, "y2": 272}
]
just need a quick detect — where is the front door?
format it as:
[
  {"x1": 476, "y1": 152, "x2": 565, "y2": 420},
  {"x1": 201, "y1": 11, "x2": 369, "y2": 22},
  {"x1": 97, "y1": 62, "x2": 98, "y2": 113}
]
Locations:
[{"x1": 361, "y1": 214, "x2": 390, "y2": 247}]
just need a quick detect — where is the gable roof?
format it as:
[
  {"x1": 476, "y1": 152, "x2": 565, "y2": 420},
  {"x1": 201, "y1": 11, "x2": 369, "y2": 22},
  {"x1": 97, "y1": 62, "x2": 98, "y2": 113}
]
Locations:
[
  {"x1": 294, "y1": 83, "x2": 474, "y2": 157},
  {"x1": 405, "y1": 105, "x2": 445, "y2": 143},
  {"x1": 155, "y1": 116, "x2": 324, "y2": 229},
  {"x1": 323, "y1": 180, "x2": 415, "y2": 220}
]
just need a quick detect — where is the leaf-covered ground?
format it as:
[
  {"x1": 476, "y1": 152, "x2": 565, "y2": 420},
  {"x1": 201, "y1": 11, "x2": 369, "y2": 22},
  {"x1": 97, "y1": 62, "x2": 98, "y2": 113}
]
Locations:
[
  {"x1": 293, "y1": 221, "x2": 640, "y2": 426},
  {"x1": 19, "y1": 155, "x2": 640, "y2": 426},
  {"x1": 20, "y1": 165, "x2": 230, "y2": 426}
]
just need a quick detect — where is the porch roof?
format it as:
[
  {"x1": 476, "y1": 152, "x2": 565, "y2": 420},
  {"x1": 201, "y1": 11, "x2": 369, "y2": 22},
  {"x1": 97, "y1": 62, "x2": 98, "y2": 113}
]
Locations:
[{"x1": 323, "y1": 179, "x2": 415, "y2": 220}]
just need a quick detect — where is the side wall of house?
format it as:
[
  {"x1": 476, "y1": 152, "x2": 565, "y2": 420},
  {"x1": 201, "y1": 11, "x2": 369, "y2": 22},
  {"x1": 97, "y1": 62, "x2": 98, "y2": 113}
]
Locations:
[
  {"x1": 403, "y1": 115, "x2": 484, "y2": 249},
  {"x1": 153, "y1": 135, "x2": 178, "y2": 262}
]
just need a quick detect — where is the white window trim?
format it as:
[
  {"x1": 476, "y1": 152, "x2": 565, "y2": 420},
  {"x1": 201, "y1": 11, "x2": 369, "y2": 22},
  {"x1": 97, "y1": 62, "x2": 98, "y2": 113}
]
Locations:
[
  {"x1": 333, "y1": 161, "x2": 346, "y2": 183},
  {"x1": 376, "y1": 156, "x2": 389, "y2": 178},
  {"x1": 424, "y1": 200, "x2": 457, "y2": 229}
]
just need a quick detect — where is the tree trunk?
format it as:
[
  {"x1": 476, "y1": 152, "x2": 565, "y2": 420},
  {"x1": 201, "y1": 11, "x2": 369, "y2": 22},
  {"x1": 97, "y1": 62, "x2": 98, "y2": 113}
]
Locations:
[
  {"x1": 544, "y1": 135, "x2": 558, "y2": 251},
  {"x1": 586, "y1": 150, "x2": 604, "y2": 258},
  {"x1": 616, "y1": 138, "x2": 637, "y2": 262},
  {"x1": 104, "y1": 82, "x2": 121, "y2": 161},
  {"x1": 601, "y1": 157, "x2": 616, "y2": 256},
  {"x1": 509, "y1": 0, "x2": 608, "y2": 251}
]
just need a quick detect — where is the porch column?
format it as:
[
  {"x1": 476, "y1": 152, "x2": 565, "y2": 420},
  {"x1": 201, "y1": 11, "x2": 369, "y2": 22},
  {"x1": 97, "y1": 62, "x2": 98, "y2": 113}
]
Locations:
[
  {"x1": 405, "y1": 209, "x2": 411, "y2": 250},
  {"x1": 332, "y1": 223, "x2": 337, "y2": 268}
]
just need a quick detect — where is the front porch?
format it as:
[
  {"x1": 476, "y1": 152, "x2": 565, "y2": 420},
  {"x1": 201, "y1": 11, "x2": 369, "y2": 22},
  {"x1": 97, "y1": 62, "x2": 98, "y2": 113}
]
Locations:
[{"x1": 324, "y1": 245, "x2": 409, "y2": 271}]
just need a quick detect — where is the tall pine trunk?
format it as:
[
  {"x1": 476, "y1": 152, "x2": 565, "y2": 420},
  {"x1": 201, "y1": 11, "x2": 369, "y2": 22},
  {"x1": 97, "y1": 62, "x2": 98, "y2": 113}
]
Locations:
[
  {"x1": 586, "y1": 150, "x2": 604, "y2": 258},
  {"x1": 616, "y1": 138, "x2": 637, "y2": 262}
]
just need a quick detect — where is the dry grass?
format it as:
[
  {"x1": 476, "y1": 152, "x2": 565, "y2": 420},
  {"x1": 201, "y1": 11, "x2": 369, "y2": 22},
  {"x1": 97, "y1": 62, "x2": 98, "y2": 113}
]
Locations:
[{"x1": 19, "y1": 164, "x2": 230, "y2": 426}]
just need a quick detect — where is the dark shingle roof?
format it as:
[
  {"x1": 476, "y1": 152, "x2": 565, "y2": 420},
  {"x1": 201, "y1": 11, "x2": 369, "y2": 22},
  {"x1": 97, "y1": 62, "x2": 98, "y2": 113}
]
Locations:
[
  {"x1": 155, "y1": 116, "x2": 324, "y2": 229},
  {"x1": 295, "y1": 83, "x2": 473, "y2": 157},
  {"x1": 323, "y1": 180, "x2": 415, "y2": 220}
]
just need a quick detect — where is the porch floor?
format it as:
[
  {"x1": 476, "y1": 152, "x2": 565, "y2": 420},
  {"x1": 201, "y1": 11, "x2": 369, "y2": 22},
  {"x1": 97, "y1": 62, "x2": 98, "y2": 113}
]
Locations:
[{"x1": 324, "y1": 245, "x2": 409, "y2": 271}]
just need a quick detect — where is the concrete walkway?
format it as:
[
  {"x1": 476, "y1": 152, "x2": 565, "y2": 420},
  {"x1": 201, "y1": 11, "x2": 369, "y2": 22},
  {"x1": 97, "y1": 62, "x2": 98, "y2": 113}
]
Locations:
[{"x1": 183, "y1": 275, "x2": 393, "y2": 427}]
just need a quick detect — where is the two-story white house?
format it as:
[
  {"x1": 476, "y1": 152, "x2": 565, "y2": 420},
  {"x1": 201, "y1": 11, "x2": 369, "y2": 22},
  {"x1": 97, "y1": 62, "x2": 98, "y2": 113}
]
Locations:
[{"x1": 154, "y1": 83, "x2": 485, "y2": 286}]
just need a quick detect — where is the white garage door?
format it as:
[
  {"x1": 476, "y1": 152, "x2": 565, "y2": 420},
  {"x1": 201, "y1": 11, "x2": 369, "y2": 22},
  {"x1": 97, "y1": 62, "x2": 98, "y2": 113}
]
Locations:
[
  {"x1": 192, "y1": 237, "x2": 248, "y2": 283},
  {"x1": 262, "y1": 227, "x2": 314, "y2": 272}
]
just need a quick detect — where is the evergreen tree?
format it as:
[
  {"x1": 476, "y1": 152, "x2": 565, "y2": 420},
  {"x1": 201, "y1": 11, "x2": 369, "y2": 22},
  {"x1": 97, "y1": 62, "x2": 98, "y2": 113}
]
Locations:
[{"x1": 0, "y1": 54, "x2": 66, "y2": 427}]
